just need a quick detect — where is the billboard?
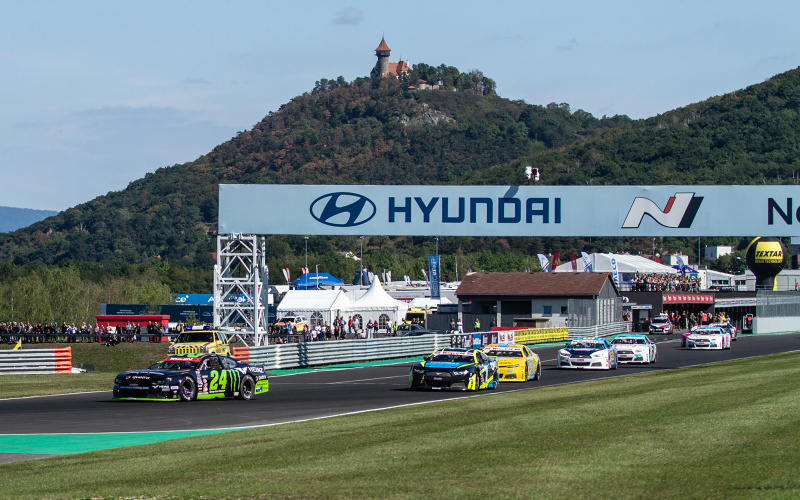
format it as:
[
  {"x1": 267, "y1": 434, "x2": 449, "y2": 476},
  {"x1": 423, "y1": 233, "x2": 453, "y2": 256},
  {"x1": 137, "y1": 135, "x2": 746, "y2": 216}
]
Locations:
[{"x1": 219, "y1": 184, "x2": 800, "y2": 237}]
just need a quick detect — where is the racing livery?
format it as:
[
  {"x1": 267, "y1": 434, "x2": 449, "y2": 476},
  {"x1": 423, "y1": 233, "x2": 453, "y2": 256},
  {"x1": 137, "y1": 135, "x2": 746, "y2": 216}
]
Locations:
[
  {"x1": 409, "y1": 348, "x2": 499, "y2": 391},
  {"x1": 113, "y1": 353, "x2": 268, "y2": 401},
  {"x1": 168, "y1": 327, "x2": 231, "y2": 356},
  {"x1": 611, "y1": 334, "x2": 657, "y2": 364},
  {"x1": 710, "y1": 321, "x2": 737, "y2": 341},
  {"x1": 685, "y1": 326, "x2": 731, "y2": 350},
  {"x1": 649, "y1": 315, "x2": 673, "y2": 335},
  {"x1": 557, "y1": 337, "x2": 618, "y2": 370},
  {"x1": 483, "y1": 344, "x2": 541, "y2": 382}
]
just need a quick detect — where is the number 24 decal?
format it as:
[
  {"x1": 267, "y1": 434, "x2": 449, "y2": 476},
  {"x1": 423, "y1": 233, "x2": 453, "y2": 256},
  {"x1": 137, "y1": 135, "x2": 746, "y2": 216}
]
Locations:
[{"x1": 209, "y1": 370, "x2": 228, "y2": 392}]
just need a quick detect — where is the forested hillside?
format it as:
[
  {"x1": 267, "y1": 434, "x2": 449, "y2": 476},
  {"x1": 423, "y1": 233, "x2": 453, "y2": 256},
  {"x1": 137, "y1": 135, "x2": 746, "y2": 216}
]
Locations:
[
  {"x1": 468, "y1": 67, "x2": 800, "y2": 186},
  {"x1": 3, "y1": 65, "x2": 799, "y2": 292},
  {"x1": 0, "y1": 66, "x2": 628, "y2": 285}
]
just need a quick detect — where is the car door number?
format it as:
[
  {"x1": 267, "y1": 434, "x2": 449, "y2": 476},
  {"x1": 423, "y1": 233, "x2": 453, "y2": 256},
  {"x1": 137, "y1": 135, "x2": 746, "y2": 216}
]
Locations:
[{"x1": 209, "y1": 370, "x2": 228, "y2": 392}]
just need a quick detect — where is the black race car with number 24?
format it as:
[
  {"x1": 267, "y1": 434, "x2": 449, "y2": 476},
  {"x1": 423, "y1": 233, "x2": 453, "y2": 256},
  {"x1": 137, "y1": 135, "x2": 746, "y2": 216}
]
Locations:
[
  {"x1": 113, "y1": 353, "x2": 269, "y2": 401},
  {"x1": 409, "y1": 348, "x2": 499, "y2": 391}
]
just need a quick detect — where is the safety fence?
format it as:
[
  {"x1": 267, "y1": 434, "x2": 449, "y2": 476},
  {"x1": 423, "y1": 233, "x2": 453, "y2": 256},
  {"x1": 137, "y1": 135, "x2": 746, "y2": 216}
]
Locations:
[
  {"x1": 233, "y1": 327, "x2": 575, "y2": 370},
  {"x1": 0, "y1": 347, "x2": 72, "y2": 375},
  {"x1": 233, "y1": 335, "x2": 448, "y2": 370},
  {"x1": 567, "y1": 322, "x2": 631, "y2": 340}
]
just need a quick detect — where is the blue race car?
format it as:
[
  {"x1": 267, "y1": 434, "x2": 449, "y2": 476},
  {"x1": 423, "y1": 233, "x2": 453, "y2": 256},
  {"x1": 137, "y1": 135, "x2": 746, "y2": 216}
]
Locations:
[{"x1": 409, "y1": 348, "x2": 499, "y2": 391}]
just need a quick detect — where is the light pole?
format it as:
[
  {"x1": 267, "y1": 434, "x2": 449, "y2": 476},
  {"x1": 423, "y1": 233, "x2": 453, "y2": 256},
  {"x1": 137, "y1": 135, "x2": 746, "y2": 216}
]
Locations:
[
  {"x1": 359, "y1": 236, "x2": 364, "y2": 286},
  {"x1": 304, "y1": 236, "x2": 309, "y2": 270}
]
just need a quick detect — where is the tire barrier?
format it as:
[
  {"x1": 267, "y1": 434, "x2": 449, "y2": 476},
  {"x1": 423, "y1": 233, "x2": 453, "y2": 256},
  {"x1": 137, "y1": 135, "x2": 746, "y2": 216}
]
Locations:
[
  {"x1": 0, "y1": 347, "x2": 72, "y2": 375},
  {"x1": 232, "y1": 335, "x2": 448, "y2": 370}
]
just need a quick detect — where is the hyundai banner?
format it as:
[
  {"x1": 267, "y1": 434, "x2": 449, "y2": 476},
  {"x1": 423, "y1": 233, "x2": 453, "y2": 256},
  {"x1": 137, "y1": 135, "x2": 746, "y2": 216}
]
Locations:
[{"x1": 219, "y1": 184, "x2": 800, "y2": 237}]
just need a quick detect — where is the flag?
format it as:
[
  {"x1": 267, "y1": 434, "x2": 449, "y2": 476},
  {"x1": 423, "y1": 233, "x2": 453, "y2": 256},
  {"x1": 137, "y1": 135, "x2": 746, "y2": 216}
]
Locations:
[
  {"x1": 551, "y1": 252, "x2": 561, "y2": 270},
  {"x1": 537, "y1": 254, "x2": 551, "y2": 272},
  {"x1": 581, "y1": 252, "x2": 593, "y2": 272},
  {"x1": 677, "y1": 256, "x2": 687, "y2": 277},
  {"x1": 387, "y1": 271, "x2": 392, "y2": 282},
  {"x1": 421, "y1": 268, "x2": 428, "y2": 280},
  {"x1": 282, "y1": 268, "x2": 290, "y2": 282},
  {"x1": 610, "y1": 254, "x2": 620, "y2": 286},
  {"x1": 570, "y1": 253, "x2": 578, "y2": 272}
]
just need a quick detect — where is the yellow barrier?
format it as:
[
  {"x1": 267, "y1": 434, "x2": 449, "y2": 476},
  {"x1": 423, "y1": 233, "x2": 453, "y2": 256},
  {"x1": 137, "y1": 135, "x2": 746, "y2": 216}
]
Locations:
[{"x1": 512, "y1": 327, "x2": 568, "y2": 345}]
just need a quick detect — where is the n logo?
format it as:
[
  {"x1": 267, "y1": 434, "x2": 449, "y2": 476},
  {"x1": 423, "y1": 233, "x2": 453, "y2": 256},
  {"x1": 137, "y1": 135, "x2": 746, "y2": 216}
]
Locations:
[{"x1": 622, "y1": 193, "x2": 703, "y2": 229}]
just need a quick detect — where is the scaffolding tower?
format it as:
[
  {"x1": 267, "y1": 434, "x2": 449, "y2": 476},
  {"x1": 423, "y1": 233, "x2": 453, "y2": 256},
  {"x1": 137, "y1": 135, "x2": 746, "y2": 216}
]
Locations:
[{"x1": 213, "y1": 234, "x2": 269, "y2": 346}]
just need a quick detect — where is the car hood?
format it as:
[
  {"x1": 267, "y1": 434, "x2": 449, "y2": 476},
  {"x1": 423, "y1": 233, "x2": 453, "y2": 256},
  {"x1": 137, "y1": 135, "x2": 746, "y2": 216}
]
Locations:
[
  {"x1": 564, "y1": 348, "x2": 604, "y2": 356},
  {"x1": 117, "y1": 369, "x2": 187, "y2": 380},
  {"x1": 423, "y1": 361, "x2": 471, "y2": 370}
]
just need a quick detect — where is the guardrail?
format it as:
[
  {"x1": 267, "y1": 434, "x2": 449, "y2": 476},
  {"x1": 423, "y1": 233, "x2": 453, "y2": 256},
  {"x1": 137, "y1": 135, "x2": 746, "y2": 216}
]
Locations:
[
  {"x1": 568, "y1": 322, "x2": 631, "y2": 340},
  {"x1": 0, "y1": 347, "x2": 72, "y2": 375},
  {"x1": 233, "y1": 327, "x2": 577, "y2": 371},
  {"x1": 234, "y1": 335, "x2": 448, "y2": 370}
]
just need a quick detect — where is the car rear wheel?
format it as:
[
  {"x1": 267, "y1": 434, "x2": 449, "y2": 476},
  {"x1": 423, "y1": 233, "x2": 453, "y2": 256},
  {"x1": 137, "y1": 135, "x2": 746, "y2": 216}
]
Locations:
[
  {"x1": 490, "y1": 371, "x2": 499, "y2": 390},
  {"x1": 237, "y1": 375, "x2": 255, "y2": 400},
  {"x1": 179, "y1": 377, "x2": 196, "y2": 402},
  {"x1": 472, "y1": 372, "x2": 481, "y2": 391}
]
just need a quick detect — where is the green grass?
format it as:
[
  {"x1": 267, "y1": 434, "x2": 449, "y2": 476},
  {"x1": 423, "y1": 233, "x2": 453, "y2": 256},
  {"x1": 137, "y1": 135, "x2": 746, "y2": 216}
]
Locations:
[{"x1": 2, "y1": 352, "x2": 800, "y2": 499}]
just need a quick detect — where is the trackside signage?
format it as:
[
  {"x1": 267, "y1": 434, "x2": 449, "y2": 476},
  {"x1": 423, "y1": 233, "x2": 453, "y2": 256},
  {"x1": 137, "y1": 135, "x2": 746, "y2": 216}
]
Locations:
[{"x1": 218, "y1": 184, "x2": 800, "y2": 237}]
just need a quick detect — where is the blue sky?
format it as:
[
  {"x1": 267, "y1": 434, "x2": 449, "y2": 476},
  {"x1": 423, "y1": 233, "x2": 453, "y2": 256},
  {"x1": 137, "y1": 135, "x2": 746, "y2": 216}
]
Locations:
[{"x1": 1, "y1": 1, "x2": 798, "y2": 211}]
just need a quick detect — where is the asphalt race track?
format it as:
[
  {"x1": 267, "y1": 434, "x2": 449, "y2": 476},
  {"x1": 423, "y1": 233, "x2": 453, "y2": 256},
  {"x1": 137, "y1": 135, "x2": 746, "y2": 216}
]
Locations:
[{"x1": 3, "y1": 332, "x2": 800, "y2": 437}]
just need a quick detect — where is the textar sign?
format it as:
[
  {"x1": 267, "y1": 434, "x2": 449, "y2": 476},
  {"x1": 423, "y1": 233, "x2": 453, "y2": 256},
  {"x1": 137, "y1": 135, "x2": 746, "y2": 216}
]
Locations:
[{"x1": 218, "y1": 184, "x2": 800, "y2": 237}]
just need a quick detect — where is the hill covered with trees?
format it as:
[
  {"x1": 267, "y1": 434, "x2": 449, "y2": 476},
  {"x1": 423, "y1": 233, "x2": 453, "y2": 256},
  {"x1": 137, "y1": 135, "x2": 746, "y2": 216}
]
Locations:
[
  {"x1": 0, "y1": 66, "x2": 628, "y2": 285},
  {"x1": 3, "y1": 65, "x2": 800, "y2": 291}
]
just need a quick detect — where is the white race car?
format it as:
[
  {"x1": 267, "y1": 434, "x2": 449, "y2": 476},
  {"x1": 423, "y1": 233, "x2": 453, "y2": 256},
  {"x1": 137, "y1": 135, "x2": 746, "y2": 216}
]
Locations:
[
  {"x1": 611, "y1": 334, "x2": 657, "y2": 364},
  {"x1": 685, "y1": 326, "x2": 731, "y2": 350},
  {"x1": 557, "y1": 338, "x2": 618, "y2": 370}
]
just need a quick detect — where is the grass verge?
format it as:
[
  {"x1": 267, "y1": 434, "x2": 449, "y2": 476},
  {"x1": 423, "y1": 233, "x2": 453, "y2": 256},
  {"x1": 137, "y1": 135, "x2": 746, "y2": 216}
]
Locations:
[{"x1": 2, "y1": 352, "x2": 800, "y2": 499}]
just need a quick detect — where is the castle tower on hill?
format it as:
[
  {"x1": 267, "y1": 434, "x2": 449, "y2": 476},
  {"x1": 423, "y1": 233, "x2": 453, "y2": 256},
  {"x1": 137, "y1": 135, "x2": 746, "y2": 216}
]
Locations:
[{"x1": 371, "y1": 37, "x2": 410, "y2": 79}]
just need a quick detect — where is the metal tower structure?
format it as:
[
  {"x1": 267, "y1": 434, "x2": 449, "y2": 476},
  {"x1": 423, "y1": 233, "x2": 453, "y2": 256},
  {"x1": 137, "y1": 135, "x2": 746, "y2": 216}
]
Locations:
[{"x1": 213, "y1": 234, "x2": 269, "y2": 346}]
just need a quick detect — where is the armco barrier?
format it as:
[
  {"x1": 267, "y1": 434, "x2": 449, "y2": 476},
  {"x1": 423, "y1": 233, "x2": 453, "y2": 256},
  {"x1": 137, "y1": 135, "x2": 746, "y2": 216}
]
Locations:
[
  {"x1": 0, "y1": 347, "x2": 72, "y2": 375},
  {"x1": 568, "y1": 322, "x2": 631, "y2": 340},
  {"x1": 233, "y1": 335, "x2": 448, "y2": 370}
]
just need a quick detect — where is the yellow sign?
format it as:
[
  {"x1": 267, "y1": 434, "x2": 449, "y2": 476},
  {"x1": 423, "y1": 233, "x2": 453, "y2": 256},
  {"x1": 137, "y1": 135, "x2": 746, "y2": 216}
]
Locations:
[{"x1": 754, "y1": 242, "x2": 784, "y2": 264}]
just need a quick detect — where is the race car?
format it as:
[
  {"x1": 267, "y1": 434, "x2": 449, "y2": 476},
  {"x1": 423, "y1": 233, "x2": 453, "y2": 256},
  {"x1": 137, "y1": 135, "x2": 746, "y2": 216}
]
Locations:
[
  {"x1": 409, "y1": 348, "x2": 499, "y2": 391},
  {"x1": 113, "y1": 353, "x2": 269, "y2": 401},
  {"x1": 649, "y1": 315, "x2": 674, "y2": 335},
  {"x1": 557, "y1": 337, "x2": 618, "y2": 370},
  {"x1": 685, "y1": 326, "x2": 731, "y2": 350},
  {"x1": 483, "y1": 344, "x2": 541, "y2": 382},
  {"x1": 611, "y1": 334, "x2": 657, "y2": 364},
  {"x1": 710, "y1": 321, "x2": 737, "y2": 341},
  {"x1": 168, "y1": 327, "x2": 231, "y2": 355}
]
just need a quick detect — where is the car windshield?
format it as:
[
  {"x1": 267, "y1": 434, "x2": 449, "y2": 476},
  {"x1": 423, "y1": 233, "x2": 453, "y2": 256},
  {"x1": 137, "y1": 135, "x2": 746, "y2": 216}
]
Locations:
[
  {"x1": 484, "y1": 349, "x2": 523, "y2": 357},
  {"x1": 148, "y1": 359, "x2": 198, "y2": 370},
  {"x1": 613, "y1": 338, "x2": 646, "y2": 345},
  {"x1": 652, "y1": 319, "x2": 669, "y2": 325},
  {"x1": 430, "y1": 353, "x2": 474, "y2": 363},
  {"x1": 568, "y1": 341, "x2": 604, "y2": 349},
  {"x1": 175, "y1": 332, "x2": 214, "y2": 343}
]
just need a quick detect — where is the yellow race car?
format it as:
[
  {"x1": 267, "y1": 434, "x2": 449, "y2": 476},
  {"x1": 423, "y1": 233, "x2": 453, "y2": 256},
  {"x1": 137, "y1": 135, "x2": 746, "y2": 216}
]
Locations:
[{"x1": 483, "y1": 344, "x2": 541, "y2": 382}]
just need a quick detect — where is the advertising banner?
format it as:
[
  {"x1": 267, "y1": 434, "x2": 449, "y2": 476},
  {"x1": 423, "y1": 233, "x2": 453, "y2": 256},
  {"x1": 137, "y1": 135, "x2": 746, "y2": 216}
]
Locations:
[
  {"x1": 219, "y1": 184, "x2": 800, "y2": 237},
  {"x1": 428, "y1": 255, "x2": 440, "y2": 300}
]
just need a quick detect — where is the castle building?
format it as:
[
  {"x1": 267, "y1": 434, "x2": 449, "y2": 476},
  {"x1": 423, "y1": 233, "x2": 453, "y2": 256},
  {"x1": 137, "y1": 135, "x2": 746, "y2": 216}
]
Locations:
[{"x1": 370, "y1": 37, "x2": 410, "y2": 78}]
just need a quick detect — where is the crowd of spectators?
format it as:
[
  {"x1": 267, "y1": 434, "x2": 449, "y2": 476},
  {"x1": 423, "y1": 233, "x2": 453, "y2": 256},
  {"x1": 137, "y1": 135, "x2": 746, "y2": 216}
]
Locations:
[
  {"x1": 268, "y1": 316, "x2": 394, "y2": 343},
  {"x1": 0, "y1": 320, "x2": 170, "y2": 345},
  {"x1": 630, "y1": 273, "x2": 701, "y2": 292}
]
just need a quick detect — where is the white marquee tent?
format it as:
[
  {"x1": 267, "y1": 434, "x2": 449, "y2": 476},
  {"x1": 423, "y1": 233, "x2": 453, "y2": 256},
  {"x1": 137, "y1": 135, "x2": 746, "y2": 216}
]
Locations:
[
  {"x1": 345, "y1": 279, "x2": 409, "y2": 329},
  {"x1": 276, "y1": 289, "x2": 351, "y2": 326},
  {"x1": 555, "y1": 253, "x2": 678, "y2": 275}
]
